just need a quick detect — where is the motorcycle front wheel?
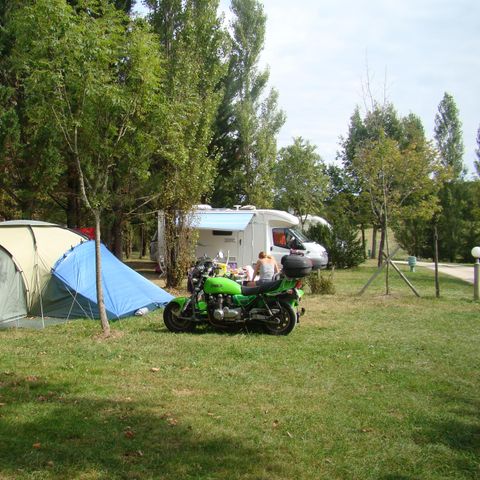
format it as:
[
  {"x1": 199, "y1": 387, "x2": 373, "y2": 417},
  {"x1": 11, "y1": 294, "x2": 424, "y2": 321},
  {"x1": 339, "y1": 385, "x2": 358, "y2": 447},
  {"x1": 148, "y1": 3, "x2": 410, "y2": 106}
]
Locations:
[
  {"x1": 163, "y1": 302, "x2": 196, "y2": 333},
  {"x1": 263, "y1": 300, "x2": 297, "y2": 336}
]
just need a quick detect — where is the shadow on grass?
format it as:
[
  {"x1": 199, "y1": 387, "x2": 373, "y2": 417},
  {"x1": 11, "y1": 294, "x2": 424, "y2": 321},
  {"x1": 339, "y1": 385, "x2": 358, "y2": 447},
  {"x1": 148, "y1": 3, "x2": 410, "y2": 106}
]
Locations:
[
  {"x1": 0, "y1": 372, "x2": 267, "y2": 479},
  {"x1": 144, "y1": 322, "x2": 268, "y2": 337},
  {"x1": 411, "y1": 394, "x2": 480, "y2": 476}
]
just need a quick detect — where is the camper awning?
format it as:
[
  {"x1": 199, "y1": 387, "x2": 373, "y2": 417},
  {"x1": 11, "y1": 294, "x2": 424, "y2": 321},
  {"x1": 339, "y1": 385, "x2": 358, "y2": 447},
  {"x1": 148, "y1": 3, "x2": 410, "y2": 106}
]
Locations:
[{"x1": 193, "y1": 212, "x2": 254, "y2": 231}]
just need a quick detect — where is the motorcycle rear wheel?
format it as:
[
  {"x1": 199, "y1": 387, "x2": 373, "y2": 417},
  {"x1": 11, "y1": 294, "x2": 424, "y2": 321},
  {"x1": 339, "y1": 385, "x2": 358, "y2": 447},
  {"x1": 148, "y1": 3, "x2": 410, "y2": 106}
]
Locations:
[
  {"x1": 163, "y1": 302, "x2": 196, "y2": 333},
  {"x1": 263, "y1": 300, "x2": 297, "y2": 336}
]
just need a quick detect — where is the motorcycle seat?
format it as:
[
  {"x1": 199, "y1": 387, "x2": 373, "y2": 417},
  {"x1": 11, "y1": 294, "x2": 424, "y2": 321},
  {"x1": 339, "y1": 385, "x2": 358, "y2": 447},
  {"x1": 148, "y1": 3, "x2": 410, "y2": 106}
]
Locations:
[{"x1": 241, "y1": 279, "x2": 283, "y2": 296}]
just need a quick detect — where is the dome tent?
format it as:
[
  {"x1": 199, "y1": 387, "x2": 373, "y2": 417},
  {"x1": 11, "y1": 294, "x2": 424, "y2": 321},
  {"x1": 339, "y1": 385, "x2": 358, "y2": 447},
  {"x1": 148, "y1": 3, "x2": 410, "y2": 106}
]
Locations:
[
  {"x1": 43, "y1": 241, "x2": 173, "y2": 320},
  {"x1": 0, "y1": 220, "x2": 87, "y2": 325},
  {"x1": 0, "y1": 220, "x2": 172, "y2": 327}
]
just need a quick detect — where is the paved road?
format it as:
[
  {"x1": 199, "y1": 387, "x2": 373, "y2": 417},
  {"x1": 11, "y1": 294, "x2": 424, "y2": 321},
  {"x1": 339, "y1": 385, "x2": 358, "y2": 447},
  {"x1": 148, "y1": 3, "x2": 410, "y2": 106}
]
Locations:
[{"x1": 395, "y1": 261, "x2": 475, "y2": 284}]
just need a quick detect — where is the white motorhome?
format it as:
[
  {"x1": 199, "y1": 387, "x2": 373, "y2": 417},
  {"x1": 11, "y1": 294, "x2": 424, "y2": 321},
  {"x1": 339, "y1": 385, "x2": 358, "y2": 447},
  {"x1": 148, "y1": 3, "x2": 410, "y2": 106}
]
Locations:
[{"x1": 151, "y1": 206, "x2": 328, "y2": 269}]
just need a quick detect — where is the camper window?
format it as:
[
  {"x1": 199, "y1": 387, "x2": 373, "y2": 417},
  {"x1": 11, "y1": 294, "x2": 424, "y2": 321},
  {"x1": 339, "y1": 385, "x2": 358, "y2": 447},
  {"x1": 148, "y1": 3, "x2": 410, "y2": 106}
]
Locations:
[
  {"x1": 273, "y1": 228, "x2": 306, "y2": 250},
  {"x1": 212, "y1": 230, "x2": 233, "y2": 236}
]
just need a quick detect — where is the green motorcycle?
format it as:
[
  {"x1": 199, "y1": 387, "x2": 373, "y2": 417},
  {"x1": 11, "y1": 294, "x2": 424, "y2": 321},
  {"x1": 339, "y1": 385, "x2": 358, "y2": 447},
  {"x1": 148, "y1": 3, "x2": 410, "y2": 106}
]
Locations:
[{"x1": 163, "y1": 254, "x2": 312, "y2": 335}]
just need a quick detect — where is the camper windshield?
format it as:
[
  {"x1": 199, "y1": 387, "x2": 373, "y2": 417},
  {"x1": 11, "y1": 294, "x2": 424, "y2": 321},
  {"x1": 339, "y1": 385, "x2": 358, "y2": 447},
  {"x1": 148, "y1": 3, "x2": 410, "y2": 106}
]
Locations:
[
  {"x1": 272, "y1": 227, "x2": 311, "y2": 250},
  {"x1": 291, "y1": 228, "x2": 310, "y2": 243}
]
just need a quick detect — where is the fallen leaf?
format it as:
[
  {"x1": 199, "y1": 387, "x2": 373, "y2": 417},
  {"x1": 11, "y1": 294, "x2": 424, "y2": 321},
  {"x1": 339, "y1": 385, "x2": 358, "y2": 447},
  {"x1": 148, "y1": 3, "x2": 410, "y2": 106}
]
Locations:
[
  {"x1": 124, "y1": 429, "x2": 135, "y2": 439},
  {"x1": 47, "y1": 461, "x2": 54, "y2": 467},
  {"x1": 123, "y1": 450, "x2": 144, "y2": 458},
  {"x1": 150, "y1": 367, "x2": 160, "y2": 372},
  {"x1": 0, "y1": 403, "x2": 6, "y2": 407},
  {"x1": 360, "y1": 427, "x2": 374, "y2": 433},
  {"x1": 272, "y1": 420, "x2": 280, "y2": 428},
  {"x1": 26, "y1": 376, "x2": 38, "y2": 382},
  {"x1": 32, "y1": 443, "x2": 41, "y2": 449},
  {"x1": 167, "y1": 417, "x2": 178, "y2": 426}
]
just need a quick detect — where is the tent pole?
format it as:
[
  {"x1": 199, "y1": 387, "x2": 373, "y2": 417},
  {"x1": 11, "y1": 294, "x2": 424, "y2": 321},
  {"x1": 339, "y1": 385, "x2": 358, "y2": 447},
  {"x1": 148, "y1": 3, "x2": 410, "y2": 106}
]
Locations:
[{"x1": 34, "y1": 250, "x2": 45, "y2": 329}]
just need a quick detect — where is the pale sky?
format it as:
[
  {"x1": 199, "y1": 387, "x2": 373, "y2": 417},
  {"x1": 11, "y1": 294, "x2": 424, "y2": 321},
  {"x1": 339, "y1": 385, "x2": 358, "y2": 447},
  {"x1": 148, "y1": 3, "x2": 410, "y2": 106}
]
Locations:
[{"x1": 138, "y1": 0, "x2": 480, "y2": 175}]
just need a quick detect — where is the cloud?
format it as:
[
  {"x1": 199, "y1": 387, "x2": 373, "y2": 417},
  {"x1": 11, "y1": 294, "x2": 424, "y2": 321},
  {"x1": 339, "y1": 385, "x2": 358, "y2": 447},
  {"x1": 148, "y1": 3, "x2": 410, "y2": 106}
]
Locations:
[{"x1": 247, "y1": 0, "x2": 480, "y2": 173}]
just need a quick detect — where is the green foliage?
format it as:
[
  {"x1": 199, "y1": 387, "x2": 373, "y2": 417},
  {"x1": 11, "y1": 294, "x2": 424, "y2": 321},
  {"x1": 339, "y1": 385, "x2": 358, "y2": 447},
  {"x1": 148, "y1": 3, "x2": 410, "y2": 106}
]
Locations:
[
  {"x1": 274, "y1": 136, "x2": 329, "y2": 224},
  {"x1": 437, "y1": 181, "x2": 480, "y2": 262},
  {"x1": 0, "y1": 0, "x2": 65, "y2": 219},
  {"x1": 394, "y1": 180, "x2": 480, "y2": 262},
  {"x1": 337, "y1": 104, "x2": 407, "y2": 245},
  {"x1": 338, "y1": 105, "x2": 445, "y2": 265},
  {"x1": 434, "y1": 92, "x2": 465, "y2": 179},
  {"x1": 307, "y1": 220, "x2": 365, "y2": 269},
  {"x1": 354, "y1": 132, "x2": 441, "y2": 225},
  {"x1": 392, "y1": 217, "x2": 431, "y2": 257},
  {"x1": 6, "y1": 0, "x2": 163, "y2": 219},
  {"x1": 210, "y1": 0, "x2": 285, "y2": 207},
  {"x1": 341, "y1": 105, "x2": 445, "y2": 267},
  {"x1": 149, "y1": 0, "x2": 227, "y2": 286}
]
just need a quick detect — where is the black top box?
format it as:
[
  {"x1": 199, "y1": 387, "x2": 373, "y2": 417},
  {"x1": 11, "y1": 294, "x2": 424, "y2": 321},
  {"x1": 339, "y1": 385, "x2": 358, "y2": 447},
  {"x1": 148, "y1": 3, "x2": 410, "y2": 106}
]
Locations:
[{"x1": 281, "y1": 254, "x2": 313, "y2": 278}]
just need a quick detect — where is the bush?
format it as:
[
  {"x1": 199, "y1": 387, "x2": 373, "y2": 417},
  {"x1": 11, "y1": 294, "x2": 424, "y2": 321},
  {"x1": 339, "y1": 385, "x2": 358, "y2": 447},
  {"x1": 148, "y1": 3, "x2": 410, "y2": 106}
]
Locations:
[
  {"x1": 307, "y1": 219, "x2": 365, "y2": 268},
  {"x1": 306, "y1": 269, "x2": 335, "y2": 295}
]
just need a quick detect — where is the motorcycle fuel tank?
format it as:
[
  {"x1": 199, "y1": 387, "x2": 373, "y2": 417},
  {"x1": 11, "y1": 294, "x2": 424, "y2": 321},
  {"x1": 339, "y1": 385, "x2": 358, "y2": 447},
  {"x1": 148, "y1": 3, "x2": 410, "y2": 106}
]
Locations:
[{"x1": 204, "y1": 276, "x2": 242, "y2": 295}]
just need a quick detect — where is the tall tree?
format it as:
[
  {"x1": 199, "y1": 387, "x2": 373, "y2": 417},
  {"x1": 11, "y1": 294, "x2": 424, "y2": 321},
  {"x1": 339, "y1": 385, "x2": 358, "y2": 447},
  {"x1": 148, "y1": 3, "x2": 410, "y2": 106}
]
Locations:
[
  {"x1": 353, "y1": 130, "x2": 441, "y2": 291},
  {"x1": 434, "y1": 92, "x2": 465, "y2": 179},
  {"x1": 10, "y1": 0, "x2": 163, "y2": 334},
  {"x1": 147, "y1": 0, "x2": 227, "y2": 286},
  {"x1": 273, "y1": 137, "x2": 328, "y2": 227},
  {"x1": 0, "y1": 0, "x2": 63, "y2": 221},
  {"x1": 338, "y1": 103, "x2": 404, "y2": 260},
  {"x1": 324, "y1": 164, "x2": 370, "y2": 257},
  {"x1": 433, "y1": 92, "x2": 466, "y2": 262},
  {"x1": 210, "y1": 0, "x2": 285, "y2": 207}
]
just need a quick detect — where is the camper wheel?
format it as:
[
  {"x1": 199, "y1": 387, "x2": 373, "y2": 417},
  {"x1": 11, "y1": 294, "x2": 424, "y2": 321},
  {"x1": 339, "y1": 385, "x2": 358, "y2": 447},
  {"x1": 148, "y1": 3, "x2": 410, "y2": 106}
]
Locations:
[{"x1": 163, "y1": 302, "x2": 195, "y2": 333}]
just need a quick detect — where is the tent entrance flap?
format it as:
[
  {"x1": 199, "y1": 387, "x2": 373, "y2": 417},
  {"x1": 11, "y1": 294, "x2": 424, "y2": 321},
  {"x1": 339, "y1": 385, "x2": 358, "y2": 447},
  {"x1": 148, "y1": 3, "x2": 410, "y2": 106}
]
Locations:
[
  {"x1": 193, "y1": 212, "x2": 254, "y2": 231},
  {"x1": 0, "y1": 247, "x2": 27, "y2": 323}
]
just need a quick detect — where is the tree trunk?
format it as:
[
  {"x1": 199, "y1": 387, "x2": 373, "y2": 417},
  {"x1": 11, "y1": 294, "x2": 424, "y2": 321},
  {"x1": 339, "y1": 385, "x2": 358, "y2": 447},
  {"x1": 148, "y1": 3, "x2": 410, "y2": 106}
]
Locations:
[
  {"x1": 94, "y1": 212, "x2": 110, "y2": 337},
  {"x1": 140, "y1": 224, "x2": 147, "y2": 259},
  {"x1": 164, "y1": 209, "x2": 179, "y2": 288},
  {"x1": 66, "y1": 160, "x2": 80, "y2": 228},
  {"x1": 370, "y1": 226, "x2": 377, "y2": 259},
  {"x1": 111, "y1": 211, "x2": 124, "y2": 260},
  {"x1": 360, "y1": 224, "x2": 366, "y2": 258},
  {"x1": 378, "y1": 226, "x2": 385, "y2": 268}
]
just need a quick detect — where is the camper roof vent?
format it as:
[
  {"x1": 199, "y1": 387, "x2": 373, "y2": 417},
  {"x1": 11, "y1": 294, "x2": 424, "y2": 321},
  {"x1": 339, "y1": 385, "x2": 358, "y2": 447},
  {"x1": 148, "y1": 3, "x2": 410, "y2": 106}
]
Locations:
[
  {"x1": 196, "y1": 204, "x2": 212, "y2": 210},
  {"x1": 239, "y1": 205, "x2": 256, "y2": 210}
]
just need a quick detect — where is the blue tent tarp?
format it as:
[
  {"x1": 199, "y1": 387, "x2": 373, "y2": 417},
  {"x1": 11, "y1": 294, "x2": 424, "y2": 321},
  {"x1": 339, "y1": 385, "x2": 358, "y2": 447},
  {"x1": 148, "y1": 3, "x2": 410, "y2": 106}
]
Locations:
[{"x1": 40, "y1": 241, "x2": 173, "y2": 320}]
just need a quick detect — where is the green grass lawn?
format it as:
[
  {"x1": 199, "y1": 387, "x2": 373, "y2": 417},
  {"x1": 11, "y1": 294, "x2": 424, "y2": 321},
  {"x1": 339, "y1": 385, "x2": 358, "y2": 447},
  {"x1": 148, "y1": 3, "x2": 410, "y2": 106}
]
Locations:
[{"x1": 0, "y1": 264, "x2": 479, "y2": 479}]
